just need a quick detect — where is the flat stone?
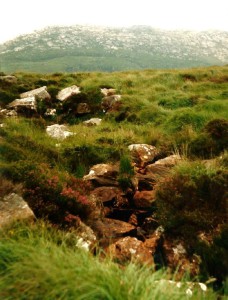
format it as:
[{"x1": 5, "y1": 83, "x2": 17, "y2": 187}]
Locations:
[
  {"x1": 83, "y1": 164, "x2": 119, "y2": 186},
  {"x1": 154, "y1": 155, "x2": 181, "y2": 167},
  {"x1": 0, "y1": 193, "x2": 35, "y2": 228},
  {"x1": 7, "y1": 96, "x2": 36, "y2": 110},
  {"x1": 20, "y1": 86, "x2": 51, "y2": 100},
  {"x1": 100, "y1": 88, "x2": 116, "y2": 96}
]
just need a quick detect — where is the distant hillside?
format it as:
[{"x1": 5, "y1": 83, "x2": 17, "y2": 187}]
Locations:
[{"x1": 0, "y1": 25, "x2": 228, "y2": 73}]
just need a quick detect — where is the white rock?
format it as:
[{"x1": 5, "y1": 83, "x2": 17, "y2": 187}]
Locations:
[
  {"x1": 20, "y1": 86, "x2": 51, "y2": 100},
  {"x1": 57, "y1": 85, "x2": 81, "y2": 101},
  {"x1": 83, "y1": 118, "x2": 102, "y2": 126},
  {"x1": 7, "y1": 96, "x2": 37, "y2": 110},
  {"x1": 46, "y1": 124, "x2": 74, "y2": 140}
]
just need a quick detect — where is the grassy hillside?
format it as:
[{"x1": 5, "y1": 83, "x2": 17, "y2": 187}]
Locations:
[{"x1": 0, "y1": 66, "x2": 227, "y2": 298}]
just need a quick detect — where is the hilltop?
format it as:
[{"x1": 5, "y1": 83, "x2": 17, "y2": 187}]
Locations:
[{"x1": 0, "y1": 25, "x2": 228, "y2": 73}]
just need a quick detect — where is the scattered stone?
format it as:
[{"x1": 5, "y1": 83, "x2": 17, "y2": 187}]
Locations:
[
  {"x1": 56, "y1": 85, "x2": 80, "y2": 101},
  {"x1": 106, "y1": 236, "x2": 154, "y2": 265},
  {"x1": 0, "y1": 193, "x2": 35, "y2": 228},
  {"x1": 46, "y1": 124, "x2": 74, "y2": 140},
  {"x1": 7, "y1": 96, "x2": 37, "y2": 110},
  {"x1": 83, "y1": 118, "x2": 102, "y2": 126},
  {"x1": 128, "y1": 144, "x2": 158, "y2": 167},
  {"x1": 20, "y1": 86, "x2": 51, "y2": 100},
  {"x1": 133, "y1": 190, "x2": 156, "y2": 208},
  {"x1": 76, "y1": 103, "x2": 91, "y2": 114},
  {"x1": 83, "y1": 164, "x2": 119, "y2": 186}
]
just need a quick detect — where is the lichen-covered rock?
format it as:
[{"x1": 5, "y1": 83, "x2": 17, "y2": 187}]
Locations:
[
  {"x1": 46, "y1": 124, "x2": 74, "y2": 140},
  {"x1": 83, "y1": 118, "x2": 102, "y2": 126},
  {"x1": 128, "y1": 144, "x2": 158, "y2": 167},
  {"x1": 106, "y1": 236, "x2": 154, "y2": 265},
  {"x1": 83, "y1": 164, "x2": 119, "y2": 186},
  {"x1": 56, "y1": 85, "x2": 80, "y2": 101},
  {"x1": 0, "y1": 193, "x2": 35, "y2": 228},
  {"x1": 20, "y1": 86, "x2": 51, "y2": 100},
  {"x1": 7, "y1": 96, "x2": 37, "y2": 110},
  {"x1": 76, "y1": 103, "x2": 91, "y2": 114}
]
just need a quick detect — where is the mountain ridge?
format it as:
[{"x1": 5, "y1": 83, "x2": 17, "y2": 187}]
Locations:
[{"x1": 0, "y1": 25, "x2": 228, "y2": 73}]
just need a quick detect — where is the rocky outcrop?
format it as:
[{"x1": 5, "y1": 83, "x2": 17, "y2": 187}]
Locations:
[
  {"x1": 20, "y1": 86, "x2": 51, "y2": 100},
  {"x1": 56, "y1": 85, "x2": 80, "y2": 101},
  {"x1": 46, "y1": 124, "x2": 74, "y2": 140},
  {"x1": 83, "y1": 118, "x2": 102, "y2": 126},
  {"x1": 0, "y1": 193, "x2": 35, "y2": 228}
]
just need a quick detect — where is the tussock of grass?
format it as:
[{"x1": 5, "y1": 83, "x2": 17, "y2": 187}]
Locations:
[{"x1": 0, "y1": 222, "x2": 216, "y2": 300}]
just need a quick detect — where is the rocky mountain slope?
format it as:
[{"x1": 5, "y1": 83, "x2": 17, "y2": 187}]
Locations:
[{"x1": 0, "y1": 25, "x2": 228, "y2": 72}]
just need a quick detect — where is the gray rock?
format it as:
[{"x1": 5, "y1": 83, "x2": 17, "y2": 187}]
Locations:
[
  {"x1": 154, "y1": 155, "x2": 181, "y2": 167},
  {"x1": 20, "y1": 86, "x2": 51, "y2": 100},
  {"x1": 0, "y1": 193, "x2": 35, "y2": 228},
  {"x1": 83, "y1": 164, "x2": 119, "y2": 186},
  {"x1": 56, "y1": 85, "x2": 80, "y2": 101},
  {"x1": 7, "y1": 96, "x2": 37, "y2": 110}
]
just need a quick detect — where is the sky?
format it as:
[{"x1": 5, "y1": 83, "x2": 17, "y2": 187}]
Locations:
[{"x1": 0, "y1": 0, "x2": 228, "y2": 43}]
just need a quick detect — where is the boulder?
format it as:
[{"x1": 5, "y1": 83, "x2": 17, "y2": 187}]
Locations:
[
  {"x1": 92, "y1": 218, "x2": 135, "y2": 240},
  {"x1": 20, "y1": 86, "x2": 51, "y2": 100},
  {"x1": 83, "y1": 118, "x2": 102, "y2": 126},
  {"x1": 101, "y1": 95, "x2": 121, "y2": 112},
  {"x1": 46, "y1": 124, "x2": 74, "y2": 140},
  {"x1": 128, "y1": 144, "x2": 158, "y2": 167},
  {"x1": 0, "y1": 75, "x2": 17, "y2": 84},
  {"x1": 83, "y1": 164, "x2": 119, "y2": 186},
  {"x1": 76, "y1": 103, "x2": 91, "y2": 114},
  {"x1": 106, "y1": 236, "x2": 154, "y2": 265},
  {"x1": 145, "y1": 164, "x2": 171, "y2": 178},
  {"x1": 56, "y1": 85, "x2": 80, "y2": 101},
  {"x1": 7, "y1": 96, "x2": 37, "y2": 111},
  {"x1": 154, "y1": 155, "x2": 181, "y2": 167},
  {"x1": 101, "y1": 88, "x2": 116, "y2": 96},
  {"x1": 133, "y1": 190, "x2": 156, "y2": 208},
  {"x1": 0, "y1": 193, "x2": 35, "y2": 228}
]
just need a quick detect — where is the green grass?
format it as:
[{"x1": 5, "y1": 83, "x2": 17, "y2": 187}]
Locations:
[{"x1": 0, "y1": 221, "x2": 217, "y2": 300}]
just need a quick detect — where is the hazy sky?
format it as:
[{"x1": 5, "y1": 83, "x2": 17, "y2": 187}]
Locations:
[{"x1": 1, "y1": 0, "x2": 228, "y2": 43}]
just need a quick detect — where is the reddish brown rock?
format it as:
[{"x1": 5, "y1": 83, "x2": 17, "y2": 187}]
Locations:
[
  {"x1": 133, "y1": 190, "x2": 156, "y2": 208},
  {"x1": 106, "y1": 236, "x2": 154, "y2": 265}
]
